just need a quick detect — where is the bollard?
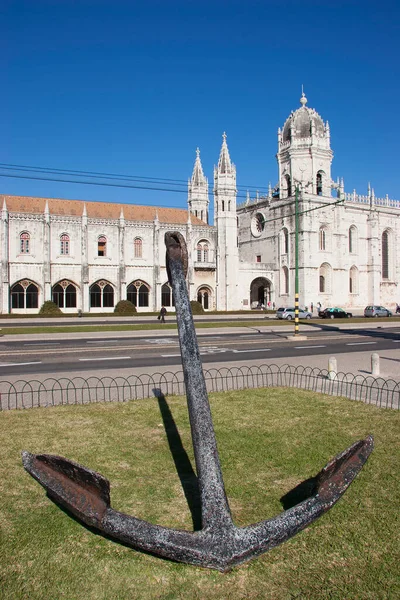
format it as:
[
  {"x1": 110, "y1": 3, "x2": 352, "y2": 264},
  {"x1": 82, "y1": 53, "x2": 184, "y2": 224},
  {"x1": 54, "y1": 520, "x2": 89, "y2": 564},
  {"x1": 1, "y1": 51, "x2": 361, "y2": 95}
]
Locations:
[
  {"x1": 371, "y1": 353, "x2": 380, "y2": 376},
  {"x1": 328, "y1": 356, "x2": 337, "y2": 380}
]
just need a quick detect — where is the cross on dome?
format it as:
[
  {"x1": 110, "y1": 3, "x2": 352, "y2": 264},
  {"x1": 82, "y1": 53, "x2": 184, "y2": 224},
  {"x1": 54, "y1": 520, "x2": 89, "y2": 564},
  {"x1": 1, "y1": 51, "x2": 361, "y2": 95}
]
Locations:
[{"x1": 300, "y1": 85, "x2": 308, "y2": 106}]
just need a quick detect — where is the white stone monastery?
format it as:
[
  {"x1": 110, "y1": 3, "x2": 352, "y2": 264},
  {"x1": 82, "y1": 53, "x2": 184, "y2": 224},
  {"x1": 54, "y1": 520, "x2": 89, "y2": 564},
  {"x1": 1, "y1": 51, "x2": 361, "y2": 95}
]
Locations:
[{"x1": 1, "y1": 94, "x2": 399, "y2": 314}]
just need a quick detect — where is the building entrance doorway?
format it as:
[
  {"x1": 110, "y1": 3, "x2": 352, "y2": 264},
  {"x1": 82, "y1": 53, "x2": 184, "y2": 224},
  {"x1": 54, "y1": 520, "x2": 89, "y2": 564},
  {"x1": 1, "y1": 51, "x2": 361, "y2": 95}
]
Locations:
[{"x1": 250, "y1": 277, "x2": 272, "y2": 307}]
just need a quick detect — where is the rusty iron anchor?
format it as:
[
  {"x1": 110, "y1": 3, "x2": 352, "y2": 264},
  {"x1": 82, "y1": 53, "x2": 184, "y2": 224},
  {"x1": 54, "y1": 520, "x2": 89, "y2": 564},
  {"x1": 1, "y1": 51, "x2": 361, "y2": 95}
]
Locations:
[{"x1": 22, "y1": 231, "x2": 373, "y2": 571}]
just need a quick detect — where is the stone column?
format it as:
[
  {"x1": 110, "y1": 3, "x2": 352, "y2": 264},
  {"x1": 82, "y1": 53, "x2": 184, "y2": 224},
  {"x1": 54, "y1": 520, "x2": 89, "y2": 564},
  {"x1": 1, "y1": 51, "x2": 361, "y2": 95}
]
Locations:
[
  {"x1": 1, "y1": 201, "x2": 9, "y2": 313},
  {"x1": 118, "y1": 211, "x2": 126, "y2": 303},
  {"x1": 81, "y1": 205, "x2": 89, "y2": 312},
  {"x1": 43, "y1": 202, "x2": 51, "y2": 302}
]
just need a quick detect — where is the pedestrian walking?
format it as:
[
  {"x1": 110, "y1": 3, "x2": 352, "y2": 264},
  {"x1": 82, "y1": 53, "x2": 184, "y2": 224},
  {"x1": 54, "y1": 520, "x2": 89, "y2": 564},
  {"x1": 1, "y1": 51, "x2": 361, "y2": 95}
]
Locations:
[
  {"x1": 310, "y1": 302, "x2": 314, "y2": 313},
  {"x1": 158, "y1": 305, "x2": 167, "y2": 323}
]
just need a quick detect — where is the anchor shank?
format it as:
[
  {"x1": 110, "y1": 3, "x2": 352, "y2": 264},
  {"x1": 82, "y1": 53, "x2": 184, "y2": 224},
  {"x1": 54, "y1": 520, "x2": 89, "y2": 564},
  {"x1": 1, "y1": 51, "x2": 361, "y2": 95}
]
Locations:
[{"x1": 166, "y1": 232, "x2": 233, "y2": 530}]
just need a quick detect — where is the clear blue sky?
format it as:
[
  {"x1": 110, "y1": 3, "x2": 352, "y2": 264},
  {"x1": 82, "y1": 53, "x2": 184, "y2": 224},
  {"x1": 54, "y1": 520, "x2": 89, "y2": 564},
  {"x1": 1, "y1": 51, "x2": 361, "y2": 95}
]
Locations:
[{"x1": 2, "y1": 0, "x2": 399, "y2": 220}]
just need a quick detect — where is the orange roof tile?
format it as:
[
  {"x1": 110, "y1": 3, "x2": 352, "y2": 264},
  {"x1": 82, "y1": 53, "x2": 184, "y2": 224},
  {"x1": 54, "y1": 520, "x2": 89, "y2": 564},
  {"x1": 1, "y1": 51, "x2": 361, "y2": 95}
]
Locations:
[{"x1": 0, "y1": 194, "x2": 207, "y2": 226}]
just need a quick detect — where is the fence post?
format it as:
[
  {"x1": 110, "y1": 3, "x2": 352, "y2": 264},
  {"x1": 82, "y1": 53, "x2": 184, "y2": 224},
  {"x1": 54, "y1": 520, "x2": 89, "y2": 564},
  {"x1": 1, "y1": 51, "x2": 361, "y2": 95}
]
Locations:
[
  {"x1": 371, "y1": 353, "x2": 380, "y2": 376},
  {"x1": 328, "y1": 356, "x2": 337, "y2": 380}
]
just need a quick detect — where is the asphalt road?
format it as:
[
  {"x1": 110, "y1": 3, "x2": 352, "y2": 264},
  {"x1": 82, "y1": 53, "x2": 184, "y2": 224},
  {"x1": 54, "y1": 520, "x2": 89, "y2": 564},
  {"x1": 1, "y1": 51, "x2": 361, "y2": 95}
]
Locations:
[{"x1": 1, "y1": 325, "x2": 399, "y2": 377}]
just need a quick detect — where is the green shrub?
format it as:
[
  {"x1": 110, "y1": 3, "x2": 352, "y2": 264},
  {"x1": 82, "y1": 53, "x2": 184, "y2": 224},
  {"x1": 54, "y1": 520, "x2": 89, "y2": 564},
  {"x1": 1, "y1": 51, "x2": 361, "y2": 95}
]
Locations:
[
  {"x1": 190, "y1": 300, "x2": 204, "y2": 314},
  {"x1": 39, "y1": 301, "x2": 63, "y2": 315},
  {"x1": 114, "y1": 300, "x2": 137, "y2": 315}
]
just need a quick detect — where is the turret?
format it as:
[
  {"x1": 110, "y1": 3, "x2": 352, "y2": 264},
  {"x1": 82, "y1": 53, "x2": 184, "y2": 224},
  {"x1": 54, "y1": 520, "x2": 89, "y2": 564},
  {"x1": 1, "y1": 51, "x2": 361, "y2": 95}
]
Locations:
[
  {"x1": 213, "y1": 133, "x2": 237, "y2": 215},
  {"x1": 276, "y1": 91, "x2": 333, "y2": 198},
  {"x1": 213, "y1": 133, "x2": 238, "y2": 311},
  {"x1": 188, "y1": 148, "x2": 209, "y2": 223}
]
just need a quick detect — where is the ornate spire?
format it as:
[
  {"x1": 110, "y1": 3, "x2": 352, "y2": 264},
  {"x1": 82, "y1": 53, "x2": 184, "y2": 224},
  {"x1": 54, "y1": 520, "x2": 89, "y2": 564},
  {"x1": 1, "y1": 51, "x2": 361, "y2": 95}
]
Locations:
[
  {"x1": 188, "y1": 147, "x2": 209, "y2": 223},
  {"x1": 300, "y1": 85, "x2": 307, "y2": 107},
  {"x1": 218, "y1": 132, "x2": 233, "y2": 174},
  {"x1": 191, "y1": 147, "x2": 207, "y2": 186},
  {"x1": 2, "y1": 197, "x2": 8, "y2": 221}
]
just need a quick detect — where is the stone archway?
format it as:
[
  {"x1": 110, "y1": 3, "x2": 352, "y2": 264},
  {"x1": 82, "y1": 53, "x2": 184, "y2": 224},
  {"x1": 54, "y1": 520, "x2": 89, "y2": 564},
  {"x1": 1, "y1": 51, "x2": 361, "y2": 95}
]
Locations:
[{"x1": 250, "y1": 277, "x2": 272, "y2": 307}]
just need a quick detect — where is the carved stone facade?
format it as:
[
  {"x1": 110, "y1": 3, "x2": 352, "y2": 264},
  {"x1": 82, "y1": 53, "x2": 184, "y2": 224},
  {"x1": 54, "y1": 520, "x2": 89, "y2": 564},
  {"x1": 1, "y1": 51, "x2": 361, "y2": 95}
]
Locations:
[
  {"x1": 236, "y1": 93, "x2": 399, "y2": 311},
  {"x1": 1, "y1": 94, "x2": 399, "y2": 313}
]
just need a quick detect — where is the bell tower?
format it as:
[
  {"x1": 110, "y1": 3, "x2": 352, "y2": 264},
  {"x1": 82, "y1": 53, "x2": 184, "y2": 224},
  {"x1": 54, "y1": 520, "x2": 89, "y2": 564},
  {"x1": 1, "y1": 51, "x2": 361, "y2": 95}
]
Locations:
[
  {"x1": 214, "y1": 133, "x2": 239, "y2": 310},
  {"x1": 276, "y1": 92, "x2": 333, "y2": 198}
]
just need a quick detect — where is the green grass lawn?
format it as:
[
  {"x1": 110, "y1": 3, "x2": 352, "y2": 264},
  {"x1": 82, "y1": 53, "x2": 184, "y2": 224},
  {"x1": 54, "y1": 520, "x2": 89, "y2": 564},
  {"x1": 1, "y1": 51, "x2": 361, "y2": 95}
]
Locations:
[{"x1": 1, "y1": 389, "x2": 399, "y2": 600}]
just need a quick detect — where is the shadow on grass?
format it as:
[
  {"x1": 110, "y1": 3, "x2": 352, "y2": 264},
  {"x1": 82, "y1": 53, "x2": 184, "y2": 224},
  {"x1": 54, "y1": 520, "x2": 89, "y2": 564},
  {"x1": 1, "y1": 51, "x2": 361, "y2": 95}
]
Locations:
[{"x1": 153, "y1": 388, "x2": 202, "y2": 531}]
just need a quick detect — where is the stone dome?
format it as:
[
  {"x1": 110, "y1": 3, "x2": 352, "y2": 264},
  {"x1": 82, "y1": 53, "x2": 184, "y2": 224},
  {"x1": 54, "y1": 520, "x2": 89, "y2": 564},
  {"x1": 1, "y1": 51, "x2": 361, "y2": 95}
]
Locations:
[{"x1": 282, "y1": 96, "x2": 325, "y2": 142}]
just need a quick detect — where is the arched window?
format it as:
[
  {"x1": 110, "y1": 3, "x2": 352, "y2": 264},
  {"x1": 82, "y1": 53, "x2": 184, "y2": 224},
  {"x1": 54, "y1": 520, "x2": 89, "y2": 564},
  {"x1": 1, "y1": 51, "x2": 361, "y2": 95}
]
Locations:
[
  {"x1": 282, "y1": 266, "x2": 289, "y2": 294},
  {"x1": 127, "y1": 280, "x2": 150, "y2": 307},
  {"x1": 20, "y1": 232, "x2": 30, "y2": 254},
  {"x1": 90, "y1": 281, "x2": 114, "y2": 308},
  {"x1": 319, "y1": 226, "x2": 327, "y2": 251},
  {"x1": 316, "y1": 172, "x2": 323, "y2": 195},
  {"x1": 134, "y1": 237, "x2": 143, "y2": 259},
  {"x1": 382, "y1": 230, "x2": 389, "y2": 279},
  {"x1": 349, "y1": 226, "x2": 357, "y2": 254},
  {"x1": 196, "y1": 240, "x2": 210, "y2": 262},
  {"x1": 281, "y1": 228, "x2": 289, "y2": 254},
  {"x1": 52, "y1": 281, "x2": 77, "y2": 308},
  {"x1": 319, "y1": 263, "x2": 332, "y2": 294},
  {"x1": 349, "y1": 266, "x2": 358, "y2": 294},
  {"x1": 98, "y1": 235, "x2": 107, "y2": 257},
  {"x1": 60, "y1": 234, "x2": 70, "y2": 255},
  {"x1": 11, "y1": 280, "x2": 39, "y2": 309},
  {"x1": 285, "y1": 175, "x2": 292, "y2": 197},
  {"x1": 197, "y1": 287, "x2": 211, "y2": 310},
  {"x1": 161, "y1": 283, "x2": 174, "y2": 307}
]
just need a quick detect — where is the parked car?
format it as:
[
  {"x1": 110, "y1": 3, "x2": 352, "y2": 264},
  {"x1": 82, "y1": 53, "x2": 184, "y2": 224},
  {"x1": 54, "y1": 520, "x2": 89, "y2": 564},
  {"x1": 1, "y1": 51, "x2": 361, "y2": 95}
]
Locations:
[
  {"x1": 364, "y1": 305, "x2": 392, "y2": 318},
  {"x1": 276, "y1": 307, "x2": 312, "y2": 320},
  {"x1": 318, "y1": 307, "x2": 353, "y2": 319}
]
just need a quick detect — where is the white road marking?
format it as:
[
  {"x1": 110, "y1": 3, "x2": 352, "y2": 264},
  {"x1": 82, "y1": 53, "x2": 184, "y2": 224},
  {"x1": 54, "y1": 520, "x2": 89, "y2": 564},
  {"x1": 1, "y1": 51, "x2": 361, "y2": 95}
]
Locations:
[
  {"x1": 232, "y1": 348, "x2": 271, "y2": 353},
  {"x1": 294, "y1": 345, "x2": 326, "y2": 349},
  {"x1": 144, "y1": 338, "x2": 178, "y2": 345},
  {"x1": 86, "y1": 340, "x2": 119, "y2": 344},
  {"x1": 346, "y1": 342, "x2": 377, "y2": 346},
  {"x1": 24, "y1": 343, "x2": 60, "y2": 346},
  {"x1": 0, "y1": 361, "x2": 42, "y2": 367},
  {"x1": 162, "y1": 347, "x2": 229, "y2": 357},
  {"x1": 392, "y1": 340, "x2": 400, "y2": 343},
  {"x1": 79, "y1": 356, "x2": 131, "y2": 362}
]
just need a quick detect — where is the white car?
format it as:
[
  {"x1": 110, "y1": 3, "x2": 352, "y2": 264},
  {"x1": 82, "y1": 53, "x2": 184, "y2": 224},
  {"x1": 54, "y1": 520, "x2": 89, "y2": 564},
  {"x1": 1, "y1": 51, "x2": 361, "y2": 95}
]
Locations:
[{"x1": 276, "y1": 307, "x2": 312, "y2": 320}]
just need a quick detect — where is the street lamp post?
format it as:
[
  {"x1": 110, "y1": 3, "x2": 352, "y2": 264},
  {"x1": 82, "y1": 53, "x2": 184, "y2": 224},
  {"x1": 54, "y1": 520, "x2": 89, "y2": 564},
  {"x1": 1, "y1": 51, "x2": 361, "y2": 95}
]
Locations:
[{"x1": 294, "y1": 184, "x2": 300, "y2": 336}]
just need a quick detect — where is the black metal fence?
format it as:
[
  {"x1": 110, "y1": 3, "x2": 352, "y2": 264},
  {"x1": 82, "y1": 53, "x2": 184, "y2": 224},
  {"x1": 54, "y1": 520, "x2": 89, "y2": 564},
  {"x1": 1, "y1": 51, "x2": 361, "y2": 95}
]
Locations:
[{"x1": 1, "y1": 364, "x2": 399, "y2": 411}]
